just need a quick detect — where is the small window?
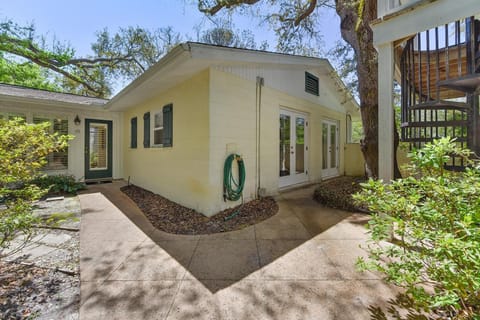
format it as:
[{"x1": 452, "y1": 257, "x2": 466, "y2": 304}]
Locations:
[
  {"x1": 151, "y1": 104, "x2": 173, "y2": 147},
  {"x1": 305, "y1": 72, "x2": 319, "y2": 96},
  {"x1": 153, "y1": 111, "x2": 164, "y2": 146},
  {"x1": 130, "y1": 117, "x2": 137, "y2": 148}
]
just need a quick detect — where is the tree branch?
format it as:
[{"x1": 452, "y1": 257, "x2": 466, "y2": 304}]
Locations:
[
  {"x1": 67, "y1": 57, "x2": 134, "y2": 65},
  {"x1": 199, "y1": 0, "x2": 261, "y2": 15},
  {"x1": 294, "y1": 0, "x2": 317, "y2": 26}
]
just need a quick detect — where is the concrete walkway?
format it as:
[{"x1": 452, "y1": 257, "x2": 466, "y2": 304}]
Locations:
[{"x1": 79, "y1": 181, "x2": 398, "y2": 320}]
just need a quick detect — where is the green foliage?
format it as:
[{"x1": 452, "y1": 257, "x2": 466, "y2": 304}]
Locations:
[
  {"x1": 354, "y1": 137, "x2": 480, "y2": 319},
  {"x1": 351, "y1": 120, "x2": 363, "y2": 143},
  {"x1": 198, "y1": 25, "x2": 268, "y2": 50},
  {"x1": 1, "y1": 19, "x2": 182, "y2": 97},
  {"x1": 42, "y1": 212, "x2": 79, "y2": 227},
  {"x1": 0, "y1": 118, "x2": 72, "y2": 251},
  {"x1": 198, "y1": 0, "x2": 328, "y2": 56},
  {"x1": 92, "y1": 26, "x2": 182, "y2": 81},
  {"x1": 31, "y1": 175, "x2": 86, "y2": 195},
  {"x1": 0, "y1": 53, "x2": 61, "y2": 91},
  {"x1": 329, "y1": 40, "x2": 358, "y2": 95}
]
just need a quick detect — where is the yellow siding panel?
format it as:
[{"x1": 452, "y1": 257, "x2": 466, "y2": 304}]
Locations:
[{"x1": 122, "y1": 69, "x2": 212, "y2": 214}]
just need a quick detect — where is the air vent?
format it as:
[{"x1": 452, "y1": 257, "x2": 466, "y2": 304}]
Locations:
[{"x1": 305, "y1": 72, "x2": 319, "y2": 96}]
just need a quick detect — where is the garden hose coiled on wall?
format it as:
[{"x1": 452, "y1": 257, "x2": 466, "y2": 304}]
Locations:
[{"x1": 223, "y1": 154, "x2": 246, "y2": 202}]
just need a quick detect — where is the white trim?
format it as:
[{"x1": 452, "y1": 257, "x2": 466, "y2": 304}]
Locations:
[
  {"x1": 151, "y1": 109, "x2": 164, "y2": 147},
  {"x1": 279, "y1": 107, "x2": 309, "y2": 188},
  {"x1": 321, "y1": 119, "x2": 340, "y2": 179},
  {"x1": 372, "y1": 0, "x2": 480, "y2": 45},
  {"x1": 377, "y1": 43, "x2": 395, "y2": 182}
]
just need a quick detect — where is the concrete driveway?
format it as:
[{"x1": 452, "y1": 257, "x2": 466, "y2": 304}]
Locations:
[{"x1": 79, "y1": 181, "x2": 398, "y2": 320}]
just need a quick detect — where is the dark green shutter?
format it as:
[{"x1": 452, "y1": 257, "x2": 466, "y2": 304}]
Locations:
[
  {"x1": 143, "y1": 112, "x2": 150, "y2": 148},
  {"x1": 130, "y1": 117, "x2": 137, "y2": 148},
  {"x1": 162, "y1": 104, "x2": 173, "y2": 147}
]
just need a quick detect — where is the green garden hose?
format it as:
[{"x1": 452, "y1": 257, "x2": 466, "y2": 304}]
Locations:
[{"x1": 223, "y1": 154, "x2": 246, "y2": 202}]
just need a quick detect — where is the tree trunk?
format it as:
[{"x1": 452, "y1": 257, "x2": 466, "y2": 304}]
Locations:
[{"x1": 335, "y1": 0, "x2": 401, "y2": 179}]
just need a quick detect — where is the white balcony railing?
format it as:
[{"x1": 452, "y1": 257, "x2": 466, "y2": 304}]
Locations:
[{"x1": 377, "y1": 0, "x2": 423, "y2": 18}]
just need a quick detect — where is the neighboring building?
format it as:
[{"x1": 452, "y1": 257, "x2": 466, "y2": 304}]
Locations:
[
  {"x1": 0, "y1": 42, "x2": 360, "y2": 216},
  {"x1": 372, "y1": 0, "x2": 480, "y2": 180}
]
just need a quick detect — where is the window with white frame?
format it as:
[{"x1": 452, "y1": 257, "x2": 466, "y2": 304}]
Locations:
[
  {"x1": 147, "y1": 104, "x2": 173, "y2": 148},
  {"x1": 33, "y1": 115, "x2": 69, "y2": 170},
  {"x1": 152, "y1": 111, "x2": 164, "y2": 146}
]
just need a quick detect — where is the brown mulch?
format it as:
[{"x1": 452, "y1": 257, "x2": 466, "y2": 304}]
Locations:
[
  {"x1": 121, "y1": 184, "x2": 279, "y2": 235},
  {"x1": 0, "y1": 260, "x2": 79, "y2": 320},
  {"x1": 313, "y1": 176, "x2": 368, "y2": 212}
]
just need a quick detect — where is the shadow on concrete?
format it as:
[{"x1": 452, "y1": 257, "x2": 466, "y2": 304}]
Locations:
[
  {"x1": 78, "y1": 182, "x2": 390, "y2": 319},
  {"x1": 79, "y1": 183, "x2": 369, "y2": 291}
]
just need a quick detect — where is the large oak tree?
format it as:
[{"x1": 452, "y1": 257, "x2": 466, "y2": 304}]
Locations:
[
  {"x1": 0, "y1": 20, "x2": 182, "y2": 97},
  {"x1": 199, "y1": 0, "x2": 401, "y2": 178}
]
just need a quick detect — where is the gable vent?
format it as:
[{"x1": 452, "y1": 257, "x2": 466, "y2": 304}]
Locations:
[{"x1": 305, "y1": 72, "x2": 319, "y2": 96}]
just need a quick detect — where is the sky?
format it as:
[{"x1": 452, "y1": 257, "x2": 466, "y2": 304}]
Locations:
[{"x1": 0, "y1": 0, "x2": 342, "y2": 56}]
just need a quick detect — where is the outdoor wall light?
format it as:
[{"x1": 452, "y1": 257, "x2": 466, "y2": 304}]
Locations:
[{"x1": 74, "y1": 115, "x2": 81, "y2": 126}]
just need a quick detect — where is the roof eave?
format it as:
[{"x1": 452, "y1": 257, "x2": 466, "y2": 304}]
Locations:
[
  {"x1": 0, "y1": 93, "x2": 107, "y2": 110},
  {"x1": 105, "y1": 44, "x2": 191, "y2": 111}
]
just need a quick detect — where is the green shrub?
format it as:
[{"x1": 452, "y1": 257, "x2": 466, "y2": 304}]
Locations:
[
  {"x1": 31, "y1": 174, "x2": 85, "y2": 195},
  {"x1": 354, "y1": 137, "x2": 480, "y2": 319},
  {"x1": 0, "y1": 118, "x2": 71, "y2": 251}
]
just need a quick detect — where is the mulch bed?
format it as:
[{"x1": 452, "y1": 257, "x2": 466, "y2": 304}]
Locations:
[
  {"x1": 121, "y1": 184, "x2": 278, "y2": 234},
  {"x1": 313, "y1": 176, "x2": 368, "y2": 212},
  {"x1": 0, "y1": 260, "x2": 78, "y2": 320}
]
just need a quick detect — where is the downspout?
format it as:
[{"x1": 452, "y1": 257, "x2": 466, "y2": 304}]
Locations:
[{"x1": 255, "y1": 76, "x2": 264, "y2": 199}]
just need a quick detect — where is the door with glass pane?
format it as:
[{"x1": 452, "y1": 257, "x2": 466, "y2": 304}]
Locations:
[
  {"x1": 279, "y1": 109, "x2": 308, "y2": 187},
  {"x1": 85, "y1": 119, "x2": 113, "y2": 180},
  {"x1": 322, "y1": 120, "x2": 339, "y2": 178}
]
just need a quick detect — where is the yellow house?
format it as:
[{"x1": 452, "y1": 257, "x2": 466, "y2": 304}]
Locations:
[{"x1": 0, "y1": 42, "x2": 360, "y2": 216}]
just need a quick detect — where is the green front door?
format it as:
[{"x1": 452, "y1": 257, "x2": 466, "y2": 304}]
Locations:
[{"x1": 85, "y1": 119, "x2": 113, "y2": 181}]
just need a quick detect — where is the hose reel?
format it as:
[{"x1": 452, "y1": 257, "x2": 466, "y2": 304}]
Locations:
[{"x1": 223, "y1": 154, "x2": 246, "y2": 202}]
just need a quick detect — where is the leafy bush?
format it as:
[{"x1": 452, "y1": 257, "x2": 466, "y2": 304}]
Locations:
[
  {"x1": 0, "y1": 118, "x2": 71, "y2": 251},
  {"x1": 31, "y1": 174, "x2": 85, "y2": 195},
  {"x1": 355, "y1": 137, "x2": 480, "y2": 319}
]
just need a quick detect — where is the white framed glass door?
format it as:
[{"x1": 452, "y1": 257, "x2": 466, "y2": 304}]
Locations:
[
  {"x1": 279, "y1": 109, "x2": 308, "y2": 188},
  {"x1": 322, "y1": 120, "x2": 339, "y2": 178}
]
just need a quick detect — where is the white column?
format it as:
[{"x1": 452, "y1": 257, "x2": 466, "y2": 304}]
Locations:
[{"x1": 377, "y1": 42, "x2": 395, "y2": 182}]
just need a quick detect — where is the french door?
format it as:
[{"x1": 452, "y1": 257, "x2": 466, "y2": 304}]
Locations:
[
  {"x1": 322, "y1": 120, "x2": 339, "y2": 178},
  {"x1": 279, "y1": 109, "x2": 308, "y2": 188},
  {"x1": 85, "y1": 119, "x2": 113, "y2": 181}
]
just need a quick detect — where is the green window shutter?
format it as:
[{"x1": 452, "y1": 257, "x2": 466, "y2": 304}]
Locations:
[
  {"x1": 130, "y1": 117, "x2": 137, "y2": 148},
  {"x1": 162, "y1": 104, "x2": 173, "y2": 147},
  {"x1": 143, "y1": 112, "x2": 150, "y2": 148}
]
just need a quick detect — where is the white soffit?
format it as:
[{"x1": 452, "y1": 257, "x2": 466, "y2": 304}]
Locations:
[{"x1": 372, "y1": 0, "x2": 480, "y2": 45}]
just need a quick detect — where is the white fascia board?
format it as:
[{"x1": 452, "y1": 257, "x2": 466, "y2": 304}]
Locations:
[
  {"x1": 187, "y1": 42, "x2": 327, "y2": 67},
  {"x1": 0, "y1": 94, "x2": 107, "y2": 112},
  {"x1": 106, "y1": 42, "x2": 353, "y2": 111},
  {"x1": 317, "y1": 60, "x2": 360, "y2": 112},
  {"x1": 106, "y1": 44, "x2": 191, "y2": 111},
  {"x1": 372, "y1": 0, "x2": 480, "y2": 45}
]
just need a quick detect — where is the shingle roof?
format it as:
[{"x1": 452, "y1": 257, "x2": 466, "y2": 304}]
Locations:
[{"x1": 0, "y1": 83, "x2": 107, "y2": 106}]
